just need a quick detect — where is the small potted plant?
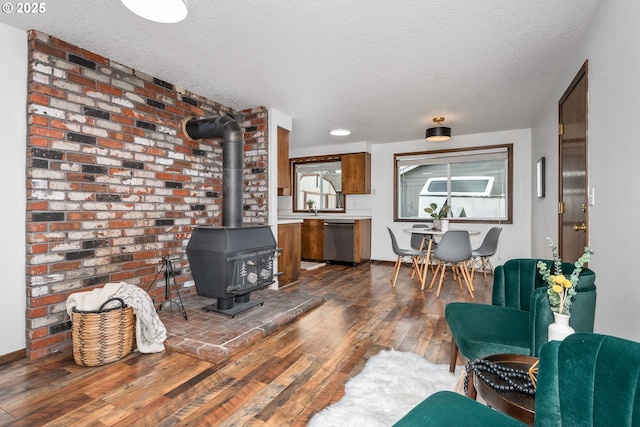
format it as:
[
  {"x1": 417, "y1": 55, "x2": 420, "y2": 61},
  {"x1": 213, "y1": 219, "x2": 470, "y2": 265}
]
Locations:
[
  {"x1": 424, "y1": 202, "x2": 450, "y2": 230},
  {"x1": 306, "y1": 199, "x2": 316, "y2": 213}
]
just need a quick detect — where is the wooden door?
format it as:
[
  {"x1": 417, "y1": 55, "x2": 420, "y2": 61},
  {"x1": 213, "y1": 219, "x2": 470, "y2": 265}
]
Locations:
[{"x1": 558, "y1": 61, "x2": 589, "y2": 261}]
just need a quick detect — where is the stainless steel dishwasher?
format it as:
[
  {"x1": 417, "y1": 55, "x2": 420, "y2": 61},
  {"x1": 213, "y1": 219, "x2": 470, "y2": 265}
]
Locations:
[{"x1": 324, "y1": 219, "x2": 355, "y2": 265}]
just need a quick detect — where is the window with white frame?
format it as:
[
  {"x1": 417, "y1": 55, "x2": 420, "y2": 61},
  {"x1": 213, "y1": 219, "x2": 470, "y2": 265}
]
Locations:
[{"x1": 394, "y1": 144, "x2": 512, "y2": 223}]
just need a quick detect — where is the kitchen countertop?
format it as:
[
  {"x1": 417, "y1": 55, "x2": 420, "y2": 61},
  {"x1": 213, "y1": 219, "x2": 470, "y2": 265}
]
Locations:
[
  {"x1": 278, "y1": 214, "x2": 372, "y2": 221},
  {"x1": 277, "y1": 218, "x2": 304, "y2": 224}
]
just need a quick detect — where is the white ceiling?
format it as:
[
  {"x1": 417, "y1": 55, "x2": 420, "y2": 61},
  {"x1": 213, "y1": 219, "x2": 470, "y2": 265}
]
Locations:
[{"x1": 1, "y1": 0, "x2": 601, "y2": 149}]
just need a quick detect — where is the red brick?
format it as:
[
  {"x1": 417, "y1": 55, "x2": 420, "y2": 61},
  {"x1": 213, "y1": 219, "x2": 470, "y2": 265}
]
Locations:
[
  {"x1": 29, "y1": 243, "x2": 49, "y2": 254},
  {"x1": 67, "y1": 212, "x2": 96, "y2": 221},
  {"x1": 31, "y1": 83, "x2": 67, "y2": 99},
  {"x1": 49, "y1": 260, "x2": 82, "y2": 273},
  {"x1": 28, "y1": 326, "x2": 49, "y2": 340},
  {"x1": 50, "y1": 222, "x2": 81, "y2": 232},
  {"x1": 30, "y1": 334, "x2": 65, "y2": 350},
  {"x1": 82, "y1": 49, "x2": 109, "y2": 66},
  {"x1": 111, "y1": 114, "x2": 134, "y2": 126},
  {"x1": 111, "y1": 271, "x2": 135, "y2": 282},
  {"x1": 110, "y1": 220, "x2": 134, "y2": 228},
  {"x1": 30, "y1": 38, "x2": 66, "y2": 60},
  {"x1": 27, "y1": 265, "x2": 48, "y2": 275},
  {"x1": 67, "y1": 153, "x2": 96, "y2": 164},
  {"x1": 30, "y1": 126, "x2": 65, "y2": 139},
  {"x1": 96, "y1": 83, "x2": 122, "y2": 97},
  {"x1": 67, "y1": 72, "x2": 97, "y2": 89},
  {"x1": 51, "y1": 37, "x2": 82, "y2": 55},
  {"x1": 31, "y1": 115, "x2": 49, "y2": 126},
  {"x1": 29, "y1": 93, "x2": 50, "y2": 105},
  {"x1": 27, "y1": 201, "x2": 49, "y2": 210},
  {"x1": 30, "y1": 294, "x2": 66, "y2": 307},
  {"x1": 50, "y1": 119, "x2": 70, "y2": 130}
]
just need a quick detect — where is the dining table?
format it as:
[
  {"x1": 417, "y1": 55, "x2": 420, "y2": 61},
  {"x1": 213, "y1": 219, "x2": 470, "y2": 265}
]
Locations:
[{"x1": 402, "y1": 227, "x2": 481, "y2": 289}]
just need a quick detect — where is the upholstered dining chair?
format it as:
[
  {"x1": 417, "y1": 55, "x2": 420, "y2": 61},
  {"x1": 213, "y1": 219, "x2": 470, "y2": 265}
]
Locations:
[
  {"x1": 387, "y1": 227, "x2": 425, "y2": 289},
  {"x1": 470, "y1": 226, "x2": 502, "y2": 284},
  {"x1": 394, "y1": 333, "x2": 640, "y2": 427},
  {"x1": 428, "y1": 230, "x2": 474, "y2": 298},
  {"x1": 446, "y1": 258, "x2": 596, "y2": 373}
]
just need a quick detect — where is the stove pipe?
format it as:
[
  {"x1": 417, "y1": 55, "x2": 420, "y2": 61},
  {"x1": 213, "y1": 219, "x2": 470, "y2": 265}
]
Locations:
[{"x1": 183, "y1": 115, "x2": 243, "y2": 227}]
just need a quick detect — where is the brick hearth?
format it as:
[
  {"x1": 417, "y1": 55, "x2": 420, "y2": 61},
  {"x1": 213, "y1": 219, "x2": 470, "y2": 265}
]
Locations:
[{"x1": 159, "y1": 290, "x2": 324, "y2": 363}]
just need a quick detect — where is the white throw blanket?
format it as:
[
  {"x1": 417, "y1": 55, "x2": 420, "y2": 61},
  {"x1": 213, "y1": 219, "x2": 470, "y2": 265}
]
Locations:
[{"x1": 66, "y1": 282, "x2": 167, "y2": 353}]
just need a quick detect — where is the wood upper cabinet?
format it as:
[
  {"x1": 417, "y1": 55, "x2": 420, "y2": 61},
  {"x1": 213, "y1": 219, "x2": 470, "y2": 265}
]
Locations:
[
  {"x1": 341, "y1": 152, "x2": 371, "y2": 194},
  {"x1": 277, "y1": 127, "x2": 291, "y2": 196}
]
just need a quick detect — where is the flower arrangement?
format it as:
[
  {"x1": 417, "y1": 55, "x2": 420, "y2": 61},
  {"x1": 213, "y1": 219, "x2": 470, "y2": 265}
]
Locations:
[
  {"x1": 536, "y1": 238, "x2": 594, "y2": 316},
  {"x1": 423, "y1": 202, "x2": 450, "y2": 219}
]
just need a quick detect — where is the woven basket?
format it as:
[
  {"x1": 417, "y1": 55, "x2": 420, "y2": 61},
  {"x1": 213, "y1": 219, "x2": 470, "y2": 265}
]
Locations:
[{"x1": 72, "y1": 297, "x2": 135, "y2": 367}]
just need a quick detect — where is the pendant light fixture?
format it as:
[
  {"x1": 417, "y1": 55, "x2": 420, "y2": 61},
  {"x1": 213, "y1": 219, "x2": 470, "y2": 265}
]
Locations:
[
  {"x1": 425, "y1": 117, "x2": 451, "y2": 142},
  {"x1": 121, "y1": 0, "x2": 188, "y2": 23}
]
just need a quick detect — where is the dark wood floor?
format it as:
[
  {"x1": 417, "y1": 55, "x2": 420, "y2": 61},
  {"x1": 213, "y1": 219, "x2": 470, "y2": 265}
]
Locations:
[{"x1": 0, "y1": 261, "x2": 492, "y2": 426}]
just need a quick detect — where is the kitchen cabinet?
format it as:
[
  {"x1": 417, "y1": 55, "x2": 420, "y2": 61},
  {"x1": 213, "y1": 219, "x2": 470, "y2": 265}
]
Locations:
[
  {"x1": 300, "y1": 217, "x2": 371, "y2": 264},
  {"x1": 277, "y1": 127, "x2": 291, "y2": 196},
  {"x1": 277, "y1": 221, "x2": 301, "y2": 286},
  {"x1": 301, "y1": 218, "x2": 325, "y2": 261},
  {"x1": 342, "y1": 152, "x2": 371, "y2": 195}
]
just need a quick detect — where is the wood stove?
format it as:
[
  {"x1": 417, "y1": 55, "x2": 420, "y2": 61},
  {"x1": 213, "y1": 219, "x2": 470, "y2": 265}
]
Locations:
[
  {"x1": 183, "y1": 115, "x2": 280, "y2": 316},
  {"x1": 186, "y1": 225, "x2": 280, "y2": 315}
]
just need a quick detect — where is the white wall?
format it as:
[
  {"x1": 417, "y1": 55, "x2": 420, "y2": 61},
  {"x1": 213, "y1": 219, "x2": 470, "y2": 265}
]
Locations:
[
  {"x1": 0, "y1": 22, "x2": 27, "y2": 355},
  {"x1": 371, "y1": 129, "x2": 532, "y2": 263},
  {"x1": 268, "y1": 109, "x2": 293, "y2": 289},
  {"x1": 531, "y1": 0, "x2": 640, "y2": 341}
]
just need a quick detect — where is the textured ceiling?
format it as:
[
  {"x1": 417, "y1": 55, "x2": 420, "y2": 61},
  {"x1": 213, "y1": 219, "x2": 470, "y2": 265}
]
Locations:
[{"x1": 0, "y1": 0, "x2": 602, "y2": 148}]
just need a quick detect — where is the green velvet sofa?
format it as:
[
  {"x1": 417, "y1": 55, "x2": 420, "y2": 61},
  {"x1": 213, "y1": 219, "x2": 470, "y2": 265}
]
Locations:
[
  {"x1": 394, "y1": 333, "x2": 640, "y2": 426},
  {"x1": 445, "y1": 258, "x2": 596, "y2": 372}
]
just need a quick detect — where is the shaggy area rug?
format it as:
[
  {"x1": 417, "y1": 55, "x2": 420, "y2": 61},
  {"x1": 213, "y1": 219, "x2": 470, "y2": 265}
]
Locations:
[{"x1": 309, "y1": 349, "x2": 459, "y2": 426}]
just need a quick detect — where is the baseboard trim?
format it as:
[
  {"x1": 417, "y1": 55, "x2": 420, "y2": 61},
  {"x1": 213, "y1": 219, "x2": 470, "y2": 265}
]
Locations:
[{"x1": 0, "y1": 348, "x2": 26, "y2": 365}]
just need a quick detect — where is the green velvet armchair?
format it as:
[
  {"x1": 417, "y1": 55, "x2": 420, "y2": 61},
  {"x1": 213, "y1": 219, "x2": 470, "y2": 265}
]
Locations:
[
  {"x1": 445, "y1": 258, "x2": 596, "y2": 372},
  {"x1": 394, "y1": 333, "x2": 640, "y2": 426}
]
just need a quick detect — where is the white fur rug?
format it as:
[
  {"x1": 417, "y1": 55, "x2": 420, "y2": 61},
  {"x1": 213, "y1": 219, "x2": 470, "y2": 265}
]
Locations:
[{"x1": 308, "y1": 349, "x2": 459, "y2": 427}]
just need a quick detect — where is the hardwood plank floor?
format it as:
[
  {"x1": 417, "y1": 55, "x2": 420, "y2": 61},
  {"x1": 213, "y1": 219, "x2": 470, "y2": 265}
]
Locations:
[{"x1": 0, "y1": 261, "x2": 492, "y2": 426}]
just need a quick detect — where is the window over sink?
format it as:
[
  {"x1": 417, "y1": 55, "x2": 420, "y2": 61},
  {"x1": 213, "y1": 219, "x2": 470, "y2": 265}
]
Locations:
[{"x1": 291, "y1": 157, "x2": 345, "y2": 212}]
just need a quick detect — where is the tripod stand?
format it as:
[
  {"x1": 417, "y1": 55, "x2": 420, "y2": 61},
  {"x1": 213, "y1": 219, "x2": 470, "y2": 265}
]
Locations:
[{"x1": 147, "y1": 256, "x2": 188, "y2": 320}]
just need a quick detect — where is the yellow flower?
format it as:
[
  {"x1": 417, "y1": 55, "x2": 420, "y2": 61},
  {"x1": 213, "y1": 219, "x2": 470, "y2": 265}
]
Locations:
[
  {"x1": 563, "y1": 278, "x2": 572, "y2": 288},
  {"x1": 552, "y1": 275, "x2": 565, "y2": 285},
  {"x1": 552, "y1": 284, "x2": 563, "y2": 294}
]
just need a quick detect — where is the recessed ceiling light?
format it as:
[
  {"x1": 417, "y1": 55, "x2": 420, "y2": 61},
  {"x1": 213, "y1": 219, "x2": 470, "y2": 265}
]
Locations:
[
  {"x1": 330, "y1": 128, "x2": 351, "y2": 136},
  {"x1": 121, "y1": 0, "x2": 188, "y2": 23}
]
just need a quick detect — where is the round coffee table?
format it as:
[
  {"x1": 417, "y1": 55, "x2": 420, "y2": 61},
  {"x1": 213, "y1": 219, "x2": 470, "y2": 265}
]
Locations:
[{"x1": 466, "y1": 353, "x2": 537, "y2": 425}]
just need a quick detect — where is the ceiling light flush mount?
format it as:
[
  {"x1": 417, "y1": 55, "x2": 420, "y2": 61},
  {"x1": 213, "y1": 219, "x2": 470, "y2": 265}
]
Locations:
[
  {"x1": 425, "y1": 117, "x2": 451, "y2": 142},
  {"x1": 330, "y1": 128, "x2": 351, "y2": 136},
  {"x1": 121, "y1": 0, "x2": 188, "y2": 23}
]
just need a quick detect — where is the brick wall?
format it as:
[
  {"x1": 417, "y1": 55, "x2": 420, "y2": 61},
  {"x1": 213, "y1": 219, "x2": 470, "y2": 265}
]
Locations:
[{"x1": 25, "y1": 30, "x2": 270, "y2": 359}]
